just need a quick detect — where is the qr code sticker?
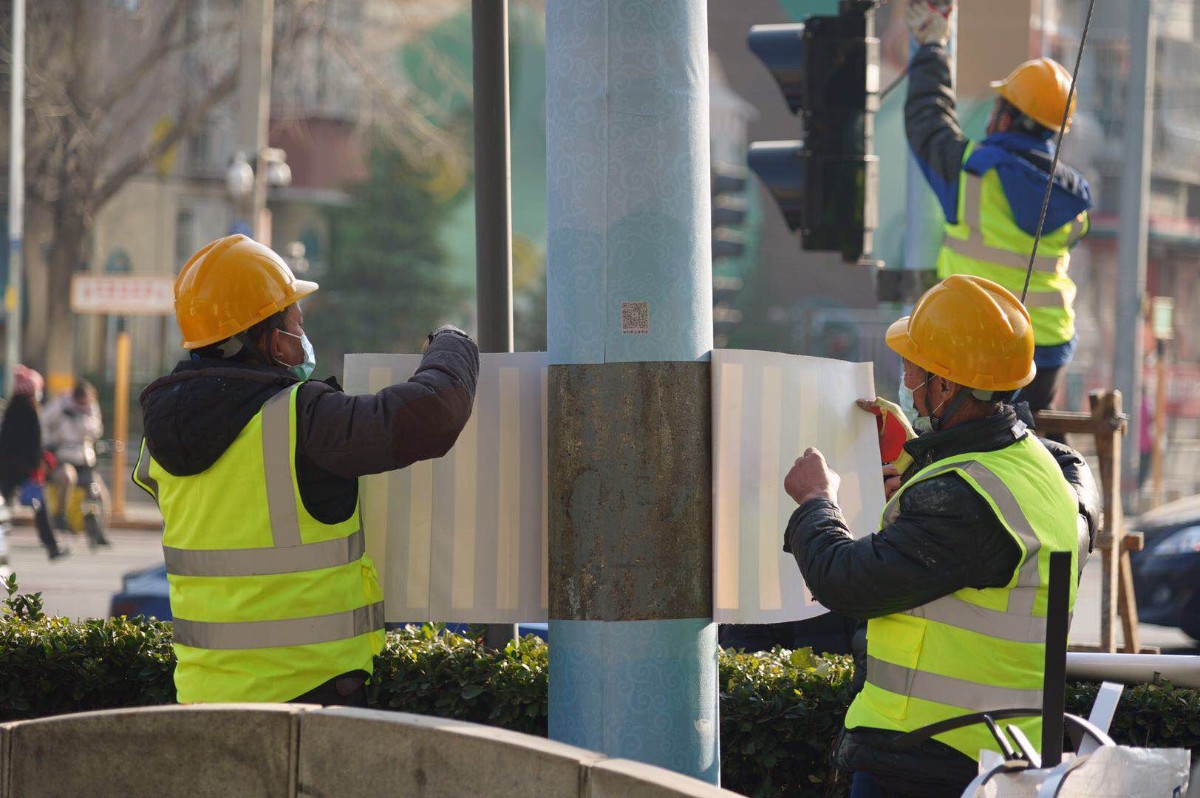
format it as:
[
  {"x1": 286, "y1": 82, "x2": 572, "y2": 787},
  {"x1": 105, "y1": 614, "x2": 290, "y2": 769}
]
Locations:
[{"x1": 621, "y1": 301, "x2": 650, "y2": 334}]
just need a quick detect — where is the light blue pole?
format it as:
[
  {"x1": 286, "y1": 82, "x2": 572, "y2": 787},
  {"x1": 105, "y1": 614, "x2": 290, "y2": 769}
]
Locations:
[{"x1": 545, "y1": 0, "x2": 718, "y2": 784}]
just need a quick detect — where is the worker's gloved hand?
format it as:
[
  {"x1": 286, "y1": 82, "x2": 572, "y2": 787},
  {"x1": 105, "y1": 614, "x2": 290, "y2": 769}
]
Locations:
[
  {"x1": 422, "y1": 324, "x2": 470, "y2": 354},
  {"x1": 905, "y1": 0, "x2": 953, "y2": 46},
  {"x1": 856, "y1": 396, "x2": 916, "y2": 470}
]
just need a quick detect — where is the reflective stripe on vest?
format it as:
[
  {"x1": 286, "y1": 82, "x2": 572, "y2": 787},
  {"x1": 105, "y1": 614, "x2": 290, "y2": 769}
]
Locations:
[
  {"x1": 865, "y1": 656, "x2": 1043, "y2": 709},
  {"x1": 134, "y1": 442, "x2": 158, "y2": 498},
  {"x1": 160, "y1": 390, "x2": 366, "y2": 579},
  {"x1": 145, "y1": 383, "x2": 385, "y2": 703},
  {"x1": 943, "y1": 178, "x2": 1083, "y2": 276},
  {"x1": 173, "y1": 601, "x2": 385, "y2": 649},
  {"x1": 882, "y1": 459, "x2": 1042, "y2": 624},
  {"x1": 851, "y1": 436, "x2": 1080, "y2": 760}
]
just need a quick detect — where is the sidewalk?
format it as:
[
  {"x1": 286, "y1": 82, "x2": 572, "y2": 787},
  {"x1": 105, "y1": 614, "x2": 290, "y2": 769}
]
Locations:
[{"x1": 11, "y1": 501, "x2": 163, "y2": 532}]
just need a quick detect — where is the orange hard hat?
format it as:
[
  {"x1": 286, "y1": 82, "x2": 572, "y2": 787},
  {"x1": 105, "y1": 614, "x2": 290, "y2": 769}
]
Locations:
[
  {"x1": 174, "y1": 235, "x2": 318, "y2": 350},
  {"x1": 991, "y1": 57, "x2": 1075, "y2": 132},
  {"x1": 886, "y1": 275, "x2": 1036, "y2": 392}
]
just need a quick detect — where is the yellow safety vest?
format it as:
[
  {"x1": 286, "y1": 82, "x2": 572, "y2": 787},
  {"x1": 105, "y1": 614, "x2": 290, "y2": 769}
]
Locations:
[
  {"x1": 938, "y1": 144, "x2": 1089, "y2": 347},
  {"x1": 133, "y1": 384, "x2": 384, "y2": 703},
  {"x1": 844, "y1": 434, "x2": 1079, "y2": 760}
]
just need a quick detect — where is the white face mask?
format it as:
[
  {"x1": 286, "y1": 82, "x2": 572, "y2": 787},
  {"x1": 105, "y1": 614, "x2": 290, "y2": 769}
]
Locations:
[
  {"x1": 899, "y1": 375, "x2": 934, "y2": 434},
  {"x1": 276, "y1": 329, "x2": 316, "y2": 381}
]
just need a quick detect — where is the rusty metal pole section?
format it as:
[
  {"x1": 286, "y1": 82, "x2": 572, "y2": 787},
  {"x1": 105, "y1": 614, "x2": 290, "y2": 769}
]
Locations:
[{"x1": 545, "y1": 0, "x2": 718, "y2": 783}]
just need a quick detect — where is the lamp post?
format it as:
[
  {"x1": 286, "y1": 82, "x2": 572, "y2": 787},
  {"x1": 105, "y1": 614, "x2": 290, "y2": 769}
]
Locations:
[{"x1": 226, "y1": 148, "x2": 291, "y2": 243}]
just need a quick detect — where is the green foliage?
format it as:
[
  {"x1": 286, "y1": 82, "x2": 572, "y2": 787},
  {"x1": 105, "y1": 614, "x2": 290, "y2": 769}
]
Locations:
[
  {"x1": 719, "y1": 647, "x2": 857, "y2": 797},
  {"x1": 1, "y1": 577, "x2": 176, "y2": 720},
  {"x1": 1067, "y1": 680, "x2": 1200, "y2": 753},
  {"x1": 2, "y1": 583, "x2": 1197, "y2": 796},
  {"x1": 370, "y1": 624, "x2": 548, "y2": 736},
  {"x1": 305, "y1": 137, "x2": 468, "y2": 377}
]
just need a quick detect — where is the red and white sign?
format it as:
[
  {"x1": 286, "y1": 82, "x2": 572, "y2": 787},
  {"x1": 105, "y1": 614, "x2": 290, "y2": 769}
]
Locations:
[{"x1": 70, "y1": 274, "x2": 174, "y2": 316}]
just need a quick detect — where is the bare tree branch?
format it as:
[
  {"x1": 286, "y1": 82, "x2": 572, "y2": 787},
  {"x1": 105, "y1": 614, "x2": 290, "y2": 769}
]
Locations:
[
  {"x1": 89, "y1": 1, "x2": 186, "y2": 112},
  {"x1": 94, "y1": 66, "x2": 238, "y2": 208}
]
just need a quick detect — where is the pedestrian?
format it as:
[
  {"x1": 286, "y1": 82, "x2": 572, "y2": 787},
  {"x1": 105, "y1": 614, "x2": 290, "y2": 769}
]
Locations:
[
  {"x1": 42, "y1": 378, "x2": 109, "y2": 543},
  {"x1": 905, "y1": 0, "x2": 1093, "y2": 414},
  {"x1": 132, "y1": 234, "x2": 479, "y2": 707},
  {"x1": 782, "y1": 275, "x2": 1099, "y2": 797},
  {"x1": 0, "y1": 365, "x2": 70, "y2": 560}
]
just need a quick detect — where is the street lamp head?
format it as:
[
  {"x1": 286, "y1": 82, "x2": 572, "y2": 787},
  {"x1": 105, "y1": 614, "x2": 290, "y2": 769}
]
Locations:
[
  {"x1": 266, "y1": 160, "x2": 292, "y2": 188},
  {"x1": 226, "y1": 151, "x2": 254, "y2": 198}
]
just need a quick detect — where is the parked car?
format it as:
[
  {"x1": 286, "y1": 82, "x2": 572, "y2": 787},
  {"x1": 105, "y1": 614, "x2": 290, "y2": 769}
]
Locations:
[
  {"x1": 109, "y1": 564, "x2": 549, "y2": 641},
  {"x1": 109, "y1": 563, "x2": 171, "y2": 620},
  {"x1": 1129, "y1": 493, "x2": 1200, "y2": 642}
]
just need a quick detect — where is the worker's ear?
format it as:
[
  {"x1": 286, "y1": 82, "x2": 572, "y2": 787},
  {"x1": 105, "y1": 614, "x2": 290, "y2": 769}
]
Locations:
[{"x1": 929, "y1": 374, "x2": 958, "y2": 402}]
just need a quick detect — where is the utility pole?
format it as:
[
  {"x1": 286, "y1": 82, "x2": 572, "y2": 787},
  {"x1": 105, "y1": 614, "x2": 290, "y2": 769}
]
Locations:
[
  {"x1": 5, "y1": 0, "x2": 25, "y2": 389},
  {"x1": 237, "y1": 0, "x2": 274, "y2": 243},
  {"x1": 546, "y1": 0, "x2": 717, "y2": 783},
  {"x1": 471, "y1": 0, "x2": 516, "y2": 649},
  {"x1": 1113, "y1": 0, "x2": 1155, "y2": 496},
  {"x1": 473, "y1": 0, "x2": 514, "y2": 353}
]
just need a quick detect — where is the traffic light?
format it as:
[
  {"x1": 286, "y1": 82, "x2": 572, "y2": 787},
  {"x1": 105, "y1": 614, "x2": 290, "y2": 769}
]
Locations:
[
  {"x1": 712, "y1": 164, "x2": 748, "y2": 261},
  {"x1": 747, "y1": 0, "x2": 880, "y2": 265},
  {"x1": 711, "y1": 164, "x2": 748, "y2": 346}
]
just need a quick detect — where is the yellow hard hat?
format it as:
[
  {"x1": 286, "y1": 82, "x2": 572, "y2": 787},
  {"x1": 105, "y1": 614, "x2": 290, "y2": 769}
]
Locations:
[
  {"x1": 174, "y1": 234, "x2": 318, "y2": 350},
  {"x1": 886, "y1": 275, "x2": 1036, "y2": 392},
  {"x1": 991, "y1": 57, "x2": 1075, "y2": 132}
]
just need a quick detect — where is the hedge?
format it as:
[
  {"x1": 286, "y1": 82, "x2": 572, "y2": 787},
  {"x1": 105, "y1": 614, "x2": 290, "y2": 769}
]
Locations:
[{"x1": 2, "y1": 578, "x2": 1198, "y2": 797}]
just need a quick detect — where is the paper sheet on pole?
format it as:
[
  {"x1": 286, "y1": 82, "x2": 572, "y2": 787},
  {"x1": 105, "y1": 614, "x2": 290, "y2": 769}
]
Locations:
[
  {"x1": 712, "y1": 350, "x2": 884, "y2": 624},
  {"x1": 344, "y1": 352, "x2": 550, "y2": 624}
]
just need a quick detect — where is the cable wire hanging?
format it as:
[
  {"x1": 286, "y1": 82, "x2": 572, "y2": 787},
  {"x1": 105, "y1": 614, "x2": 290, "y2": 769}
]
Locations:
[{"x1": 1021, "y1": 0, "x2": 1099, "y2": 304}]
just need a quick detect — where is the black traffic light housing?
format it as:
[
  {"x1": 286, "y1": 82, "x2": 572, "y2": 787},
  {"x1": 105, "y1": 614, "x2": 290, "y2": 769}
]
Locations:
[{"x1": 748, "y1": 0, "x2": 881, "y2": 266}]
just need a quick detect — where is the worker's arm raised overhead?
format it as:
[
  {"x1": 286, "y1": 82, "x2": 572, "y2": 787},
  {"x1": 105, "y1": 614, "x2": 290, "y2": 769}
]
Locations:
[{"x1": 905, "y1": 42, "x2": 970, "y2": 223}]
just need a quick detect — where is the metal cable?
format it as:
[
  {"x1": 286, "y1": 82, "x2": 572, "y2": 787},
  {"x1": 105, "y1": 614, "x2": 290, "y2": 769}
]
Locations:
[{"x1": 1021, "y1": 0, "x2": 1098, "y2": 303}]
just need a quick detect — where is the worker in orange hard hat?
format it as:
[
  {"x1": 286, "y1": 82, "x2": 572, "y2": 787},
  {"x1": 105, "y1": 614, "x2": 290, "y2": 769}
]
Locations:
[
  {"x1": 133, "y1": 234, "x2": 479, "y2": 707},
  {"x1": 905, "y1": 0, "x2": 1093, "y2": 417},
  {"x1": 782, "y1": 275, "x2": 1100, "y2": 797}
]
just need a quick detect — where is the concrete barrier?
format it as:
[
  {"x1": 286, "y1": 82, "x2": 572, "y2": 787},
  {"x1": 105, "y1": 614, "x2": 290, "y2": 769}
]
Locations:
[
  {"x1": 0, "y1": 705, "x2": 743, "y2": 798},
  {"x1": 1, "y1": 704, "x2": 305, "y2": 798}
]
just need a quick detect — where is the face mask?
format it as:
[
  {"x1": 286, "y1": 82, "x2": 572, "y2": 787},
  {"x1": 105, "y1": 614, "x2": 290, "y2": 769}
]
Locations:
[
  {"x1": 277, "y1": 329, "x2": 316, "y2": 381},
  {"x1": 898, "y1": 374, "x2": 934, "y2": 434}
]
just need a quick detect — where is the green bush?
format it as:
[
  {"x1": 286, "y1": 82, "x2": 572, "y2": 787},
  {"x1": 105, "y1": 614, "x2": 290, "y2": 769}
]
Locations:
[
  {"x1": 0, "y1": 575, "x2": 176, "y2": 717},
  {"x1": 2, "y1": 578, "x2": 1197, "y2": 797}
]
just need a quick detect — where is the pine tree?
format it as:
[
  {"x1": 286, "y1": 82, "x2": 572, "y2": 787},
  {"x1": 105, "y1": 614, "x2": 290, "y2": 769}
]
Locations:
[{"x1": 307, "y1": 141, "x2": 468, "y2": 376}]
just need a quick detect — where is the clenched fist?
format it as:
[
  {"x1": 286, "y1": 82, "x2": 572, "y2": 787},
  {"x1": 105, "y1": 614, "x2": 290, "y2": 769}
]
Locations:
[{"x1": 784, "y1": 447, "x2": 841, "y2": 507}]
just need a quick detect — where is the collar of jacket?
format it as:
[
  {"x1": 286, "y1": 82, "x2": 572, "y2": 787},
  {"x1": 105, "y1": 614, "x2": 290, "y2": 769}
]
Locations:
[
  {"x1": 139, "y1": 358, "x2": 297, "y2": 403},
  {"x1": 981, "y1": 130, "x2": 1054, "y2": 156},
  {"x1": 901, "y1": 404, "x2": 1029, "y2": 479}
]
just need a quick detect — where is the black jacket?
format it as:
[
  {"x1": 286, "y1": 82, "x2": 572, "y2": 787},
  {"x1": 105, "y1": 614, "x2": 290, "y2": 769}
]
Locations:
[
  {"x1": 138, "y1": 331, "x2": 480, "y2": 524},
  {"x1": 784, "y1": 405, "x2": 1099, "y2": 797}
]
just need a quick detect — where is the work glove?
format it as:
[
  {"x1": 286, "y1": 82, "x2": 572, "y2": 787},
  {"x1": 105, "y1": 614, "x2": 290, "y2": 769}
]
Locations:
[
  {"x1": 905, "y1": 0, "x2": 953, "y2": 46},
  {"x1": 422, "y1": 324, "x2": 471, "y2": 354},
  {"x1": 856, "y1": 397, "x2": 915, "y2": 474}
]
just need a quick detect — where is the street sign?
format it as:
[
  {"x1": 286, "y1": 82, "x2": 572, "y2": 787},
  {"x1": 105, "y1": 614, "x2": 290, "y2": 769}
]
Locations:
[
  {"x1": 70, "y1": 274, "x2": 173, "y2": 316},
  {"x1": 1151, "y1": 296, "x2": 1175, "y2": 341}
]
